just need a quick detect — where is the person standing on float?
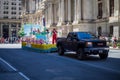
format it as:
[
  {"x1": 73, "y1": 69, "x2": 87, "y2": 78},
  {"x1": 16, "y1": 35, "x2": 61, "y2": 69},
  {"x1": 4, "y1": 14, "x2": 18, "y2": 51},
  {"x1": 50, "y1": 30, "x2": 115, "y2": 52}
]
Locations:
[{"x1": 52, "y1": 28, "x2": 57, "y2": 44}]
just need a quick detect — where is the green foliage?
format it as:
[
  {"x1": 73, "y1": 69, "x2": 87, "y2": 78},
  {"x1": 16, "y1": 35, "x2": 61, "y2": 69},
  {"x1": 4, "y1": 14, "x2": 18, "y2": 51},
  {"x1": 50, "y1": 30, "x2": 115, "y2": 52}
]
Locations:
[
  {"x1": 117, "y1": 43, "x2": 120, "y2": 48},
  {"x1": 18, "y1": 25, "x2": 26, "y2": 37},
  {"x1": 107, "y1": 42, "x2": 112, "y2": 46},
  {"x1": 118, "y1": 37, "x2": 120, "y2": 42}
]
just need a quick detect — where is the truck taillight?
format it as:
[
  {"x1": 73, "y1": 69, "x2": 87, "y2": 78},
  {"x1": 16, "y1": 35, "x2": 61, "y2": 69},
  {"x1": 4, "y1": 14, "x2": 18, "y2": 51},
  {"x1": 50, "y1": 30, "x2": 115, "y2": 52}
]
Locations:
[{"x1": 86, "y1": 42, "x2": 93, "y2": 47}]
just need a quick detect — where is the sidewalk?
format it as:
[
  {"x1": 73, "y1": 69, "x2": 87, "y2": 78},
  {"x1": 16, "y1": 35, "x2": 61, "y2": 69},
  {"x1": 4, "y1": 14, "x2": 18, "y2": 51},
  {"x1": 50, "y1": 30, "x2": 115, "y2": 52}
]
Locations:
[
  {"x1": 0, "y1": 43, "x2": 21, "y2": 48},
  {"x1": 109, "y1": 47, "x2": 120, "y2": 50},
  {"x1": 0, "y1": 58, "x2": 28, "y2": 80}
]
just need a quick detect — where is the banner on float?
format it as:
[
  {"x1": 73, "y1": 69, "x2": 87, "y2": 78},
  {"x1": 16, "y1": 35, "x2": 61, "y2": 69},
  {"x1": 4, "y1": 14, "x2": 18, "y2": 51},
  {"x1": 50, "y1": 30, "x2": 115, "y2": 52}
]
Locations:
[
  {"x1": 24, "y1": 24, "x2": 41, "y2": 37},
  {"x1": 23, "y1": 24, "x2": 47, "y2": 42}
]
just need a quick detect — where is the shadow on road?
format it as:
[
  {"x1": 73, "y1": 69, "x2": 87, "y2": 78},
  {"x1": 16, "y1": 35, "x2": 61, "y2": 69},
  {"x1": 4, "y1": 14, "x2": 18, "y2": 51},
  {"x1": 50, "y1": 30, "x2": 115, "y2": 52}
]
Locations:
[
  {"x1": 63, "y1": 54, "x2": 101, "y2": 61},
  {"x1": 62, "y1": 53, "x2": 120, "y2": 62}
]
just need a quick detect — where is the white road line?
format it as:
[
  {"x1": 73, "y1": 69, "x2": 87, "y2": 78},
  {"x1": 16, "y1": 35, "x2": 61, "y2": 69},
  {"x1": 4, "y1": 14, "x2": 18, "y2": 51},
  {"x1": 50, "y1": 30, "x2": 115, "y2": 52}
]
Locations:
[
  {"x1": 0, "y1": 58, "x2": 17, "y2": 71},
  {"x1": 19, "y1": 72, "x2": 30, "y2": 80},
  {"x1": 0, "y1": 57, "x2": 30, "y2": 80}
]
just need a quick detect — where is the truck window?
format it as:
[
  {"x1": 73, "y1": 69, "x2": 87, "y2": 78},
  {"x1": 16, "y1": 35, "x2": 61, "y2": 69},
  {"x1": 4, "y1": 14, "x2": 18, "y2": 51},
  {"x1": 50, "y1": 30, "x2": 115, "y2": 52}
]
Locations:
[
  {"x1": 77, "y1": 32, "x2": 96, "y2": 39},
  {"x1": 67, "y1": 33, "x2": 72, "y2": 41}
]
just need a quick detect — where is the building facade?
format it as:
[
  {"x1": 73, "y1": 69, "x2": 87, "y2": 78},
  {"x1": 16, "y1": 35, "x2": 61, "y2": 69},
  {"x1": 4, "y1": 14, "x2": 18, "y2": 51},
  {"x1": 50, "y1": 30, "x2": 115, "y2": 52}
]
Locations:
[
  {"x1": 22, "y1": 0, "x2": 120, "y2": 38},
  {"x1": 0, "y1": 0, "x2": 22, "y2": 38}
]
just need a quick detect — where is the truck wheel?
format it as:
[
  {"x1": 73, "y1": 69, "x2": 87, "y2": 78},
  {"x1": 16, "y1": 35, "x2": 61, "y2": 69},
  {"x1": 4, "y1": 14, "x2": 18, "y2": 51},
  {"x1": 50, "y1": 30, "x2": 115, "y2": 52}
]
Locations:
[
  {"x1": 58, "y1": 46, "x2": 64, "y2": 55},
  {"x1": 99, "y1": 53, "x2": 108, "y2": 59},
  {"x1": 77, "y1": 48, "x2": 85, "y2": 60}
]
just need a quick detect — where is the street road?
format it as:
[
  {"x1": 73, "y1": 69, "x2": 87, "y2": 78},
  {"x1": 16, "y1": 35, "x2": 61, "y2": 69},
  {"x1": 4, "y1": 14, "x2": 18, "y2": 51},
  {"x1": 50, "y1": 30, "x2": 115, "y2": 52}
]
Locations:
[{"x1": 0, "y1": 44, "x2": 120, "y2": 80}]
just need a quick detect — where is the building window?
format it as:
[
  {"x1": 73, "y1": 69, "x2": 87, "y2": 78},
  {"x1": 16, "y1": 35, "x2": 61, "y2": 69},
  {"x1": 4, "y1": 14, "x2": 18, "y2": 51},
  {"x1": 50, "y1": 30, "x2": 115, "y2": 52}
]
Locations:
[
  {"x1": 3, "y1": 16, "x2": 9, "y2": 19},
  {"x1": 18, "y1": 23, "x2": 21, "y2": 27},
  {"x1": 4, "y1": 1, "x2": 9, "y2": 5},
  {"x1": 11, "y1": 16, "x2": 16, "y2": 19},
  {"x1": 11, "y1": 2, "x2": 16, "y2": 5},
  {"x1": 11, "y1": 12, "x2": 16, "y2": 14},
  {"x1": 19, "y1": 12, "x2": 21, "y2": 15},
  {"x1": 4, "y1": 6, "x2": 9, "y2": 9},
  {"x1": 19, "y1": 3, "x2": 21, "y2": 6},
  {"x1": 11, "y1": 7, "x2": 16, "y2": 10},
  {"x1": 97, "y1": 0, "x2": 103, "y2": 19},
  {"x1": 19, "y1": 7, "x2": 22, "y2": 10},
  {"x1": 98, "y1": 26, "x2": 102, "y2": 37},
  {"x1": 109, "y1": 0, "x2": 114, "y2": 16},
  {"x1": 11, "y1": 23, "x2": 16, "y2": 27},
  {"x1": 110, "y1": 26, "x2": 113, "y2": 36},
  {"x1": 3, "y1": 11, "x2": 9, "y2": 14}
]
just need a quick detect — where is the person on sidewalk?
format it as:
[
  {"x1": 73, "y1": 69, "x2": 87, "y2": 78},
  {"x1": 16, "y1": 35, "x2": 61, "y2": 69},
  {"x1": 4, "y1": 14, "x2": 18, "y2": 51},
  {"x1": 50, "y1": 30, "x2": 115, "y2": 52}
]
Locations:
[{"x1": 113, "y1": 36, "x2": 117, "y2": 48}]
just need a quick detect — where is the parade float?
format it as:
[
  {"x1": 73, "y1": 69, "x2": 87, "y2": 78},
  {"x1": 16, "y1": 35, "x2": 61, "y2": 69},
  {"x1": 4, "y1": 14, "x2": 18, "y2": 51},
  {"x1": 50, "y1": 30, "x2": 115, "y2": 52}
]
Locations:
[{"x1": 21, "y1": 24, "x2": 57, "y2": 53}]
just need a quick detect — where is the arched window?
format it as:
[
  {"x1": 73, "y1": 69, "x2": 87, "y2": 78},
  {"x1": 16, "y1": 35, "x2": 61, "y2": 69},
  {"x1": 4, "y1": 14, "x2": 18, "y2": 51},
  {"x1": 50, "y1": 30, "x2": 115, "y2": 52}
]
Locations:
[
  {"x1": 97, "y1": 0, "x2": 103, "y2": 19},
  {"x1": 109, "y1": 0, "x2": 114, "y2": 16},
  {"x1": 98, "y1": 27, "x2": 102, "y2": 37},
  {"x1": 110, "y1": 25, "x2": 113, "y2": 36}
]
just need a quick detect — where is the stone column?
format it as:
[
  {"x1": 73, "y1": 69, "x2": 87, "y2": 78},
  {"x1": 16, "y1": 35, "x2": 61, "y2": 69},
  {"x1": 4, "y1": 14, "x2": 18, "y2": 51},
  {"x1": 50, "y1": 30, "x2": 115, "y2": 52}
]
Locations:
[
  {"x1": 93, "y1": 0, "x2": 97, "y2": 19},
  {"x1": 45, "y1": 9, "x2": 48, "y2": 27},
  {"x1": 1, "y1": 24, "x2": 3, "y2": 37},
  {"x1": 83, "y1": 0, "x2": 93, "y2": 19},
  {"x1": 54, "y1": 4, "x2": 57, "y2": 25},
  {"x1": 16, "y1": 24, "x2": 18, "y2": 37},
  {"x1": 58, "y1": 0, "x2": 61, "y2": 22},
  {"x1": 119, "y1": 0, "x2": 120, "y2": 15},
  {"x1": 0, "y1": 23, "x2": 1, "y2": 37},
  {"x1": 73, "y1": 0, "x2": 77, "y2": 24},
  {"x1": 114, "y1": 0, "x2": 119, "y2": 16},
  {"x1": 57, "y1": 0, "x2": 65, "y2": 26},
  {"x1": 9, "y1": 24, "x2": 11, "y2": 37},
  {"x1": 77, "y1": 0, "x2": 81, "y2": 22},
  {"x1": 0, "y1": 23, "x2": 1, "y2": 36},
  {"x1": 103, "y1": 0, "x2": 107, "y2": 18},
  {"x1": 47, "y1": 3, "x2": 52, "y2": 27},
  {"x1": 61, "y1": 0, "x2": 65, "y2": 23},
  {"x1": 24, "y1": 0, "x2": 26, "y2": 12},
  {"x1": 49, "y1": 3, "x2": 53, "y2": 26},
  {"x1": 75, "y1": 0, "x2": 77, "y2": 21},
  {"x1": 67, "y1": 0, "x2": 71, "y2": 24},
  {"x1": 48, "y1": 5, "x2": 50, "y2": 26}
]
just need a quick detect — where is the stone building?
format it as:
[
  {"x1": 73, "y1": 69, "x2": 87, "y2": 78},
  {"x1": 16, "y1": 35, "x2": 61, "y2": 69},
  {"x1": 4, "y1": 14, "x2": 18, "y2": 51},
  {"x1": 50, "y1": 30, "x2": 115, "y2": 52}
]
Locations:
[
  {"x1": 0, "y1": 0, "x2": 22, "y2": 38},
  {"x1": 22, "y1": 0, "x2": 120, "y2": 38}
]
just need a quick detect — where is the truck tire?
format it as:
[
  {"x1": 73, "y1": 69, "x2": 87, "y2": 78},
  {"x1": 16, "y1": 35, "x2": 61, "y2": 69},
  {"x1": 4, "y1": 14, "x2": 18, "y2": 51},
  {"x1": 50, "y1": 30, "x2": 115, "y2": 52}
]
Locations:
[
  {"x1": 58, "y1": 45, "x2": 64, "y2": 55},
  {"x1": 99, "y1": 53, "x2": 108, "y2": 59},
  {"x1": 77, "y1": 48, "x2": 85, "y2": 60}
]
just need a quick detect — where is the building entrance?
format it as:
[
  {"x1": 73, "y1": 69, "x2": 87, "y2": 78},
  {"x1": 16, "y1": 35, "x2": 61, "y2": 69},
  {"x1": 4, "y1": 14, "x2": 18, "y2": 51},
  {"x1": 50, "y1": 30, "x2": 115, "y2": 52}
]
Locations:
[
  {"x1": 97, "y1": 27, "x2": 102, "y2": 37},
  {"x1": 3, "y1": 25, "x2": 9, "y2": 38}
]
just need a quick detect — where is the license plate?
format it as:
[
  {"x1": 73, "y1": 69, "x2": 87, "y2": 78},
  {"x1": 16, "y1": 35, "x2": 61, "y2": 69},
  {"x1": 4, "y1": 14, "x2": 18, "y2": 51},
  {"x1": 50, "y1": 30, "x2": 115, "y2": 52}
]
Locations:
[
  {"x1": 98, "y1": 43, "x2": 103, "y2": 46},
  {"x1": 99, "y1": 50, "x2": 103, "y2": 53}
]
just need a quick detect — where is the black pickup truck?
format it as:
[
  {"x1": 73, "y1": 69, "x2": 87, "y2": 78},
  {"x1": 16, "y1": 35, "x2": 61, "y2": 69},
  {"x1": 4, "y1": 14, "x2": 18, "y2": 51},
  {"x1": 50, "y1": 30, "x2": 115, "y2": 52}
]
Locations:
[{"x1": 56, "y1": 32, "x2": 109, "y2": 60}]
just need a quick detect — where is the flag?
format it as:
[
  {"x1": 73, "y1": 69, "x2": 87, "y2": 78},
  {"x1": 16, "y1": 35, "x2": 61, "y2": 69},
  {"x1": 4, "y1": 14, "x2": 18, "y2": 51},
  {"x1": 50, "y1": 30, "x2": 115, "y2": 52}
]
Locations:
[{"x1": 43, "y1": 16, "x2": 45, "y2": 27}]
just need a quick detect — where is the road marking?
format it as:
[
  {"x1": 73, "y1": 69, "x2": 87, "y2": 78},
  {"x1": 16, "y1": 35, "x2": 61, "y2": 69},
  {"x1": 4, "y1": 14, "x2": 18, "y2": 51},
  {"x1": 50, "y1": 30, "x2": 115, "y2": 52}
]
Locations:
[
  {"x1": 19, "y1": 72, "x2": 30, "y2": 80},
  {"x1": 0, "y1": 58, "x2": 17, "y2": 71},
  {"x1": 0, "y1": 57, "x2": 30, "y2": 80}
]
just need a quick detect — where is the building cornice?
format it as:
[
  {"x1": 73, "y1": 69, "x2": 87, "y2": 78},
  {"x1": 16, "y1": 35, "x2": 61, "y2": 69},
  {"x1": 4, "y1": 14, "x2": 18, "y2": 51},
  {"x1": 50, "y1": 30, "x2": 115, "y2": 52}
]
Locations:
[{"x1": 0, "y1": 19, "x2": 21, "y2": 23}]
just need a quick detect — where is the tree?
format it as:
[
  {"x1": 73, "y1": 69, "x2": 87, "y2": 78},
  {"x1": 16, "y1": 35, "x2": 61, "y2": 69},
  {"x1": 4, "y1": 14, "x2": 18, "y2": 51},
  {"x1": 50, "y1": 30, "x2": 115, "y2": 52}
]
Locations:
[{"x1": 18, "y1": 25, "x2": 26, "y2": 37}]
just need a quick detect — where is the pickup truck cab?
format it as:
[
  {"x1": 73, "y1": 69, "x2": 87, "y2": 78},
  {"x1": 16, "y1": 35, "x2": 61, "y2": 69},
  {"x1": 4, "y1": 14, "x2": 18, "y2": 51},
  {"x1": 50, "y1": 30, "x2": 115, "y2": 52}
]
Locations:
[{"x1": 56, "y1": 32, "x2": 109, "y2": 60}]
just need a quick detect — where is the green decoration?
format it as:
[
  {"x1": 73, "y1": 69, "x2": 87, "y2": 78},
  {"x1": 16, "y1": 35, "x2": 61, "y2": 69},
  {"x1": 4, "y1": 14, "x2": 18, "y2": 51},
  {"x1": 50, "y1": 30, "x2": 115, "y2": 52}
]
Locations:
[{"x1": 18, "y1": 25, "x2": 26, "y2": 37}]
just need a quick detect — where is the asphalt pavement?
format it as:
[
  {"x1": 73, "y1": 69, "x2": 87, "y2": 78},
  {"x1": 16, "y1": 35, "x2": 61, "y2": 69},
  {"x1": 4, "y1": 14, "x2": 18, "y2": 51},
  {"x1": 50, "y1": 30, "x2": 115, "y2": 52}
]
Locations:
[
  {"x1": 0, "y1": 57, "x2": 28, "y2": 80},
  {"x1": 0, "y1": 44, "x2": 120, "y2": 80}
]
